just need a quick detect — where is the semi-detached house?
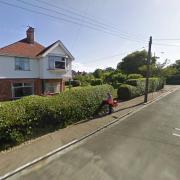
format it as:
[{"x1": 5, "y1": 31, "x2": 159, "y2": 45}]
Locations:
[{"x1": 0, "y1": 27, "x2": 74, "y2": 101}]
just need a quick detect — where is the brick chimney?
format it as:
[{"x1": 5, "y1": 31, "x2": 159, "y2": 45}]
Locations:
[{"x1": 26, "y1": 27, "x2": 34, "y2": 44}]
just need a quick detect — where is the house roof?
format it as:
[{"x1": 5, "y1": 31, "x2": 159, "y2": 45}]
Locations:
[
  {"x1": 38, "y1": 40, "x2": 75, "y2": 60},
  {"x1": 0, "y1": 38, "x2": 45, "y2": 58},
  {"x1": 0, "y1": 39, "x2": 74, "y2": 60}
]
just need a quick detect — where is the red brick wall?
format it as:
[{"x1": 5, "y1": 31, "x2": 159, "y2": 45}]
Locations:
[
  {"x1": 0, "y1": 80, "x2": 12, "y2": 101},
  {"x1": 0, "y1": 78, "x2": 65, "y2": 101},
  {"x1": 0, "y1": 79, "x2": 42, "y2": 101}
]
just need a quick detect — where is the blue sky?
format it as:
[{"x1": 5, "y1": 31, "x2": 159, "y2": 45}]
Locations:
[{"x1": 0, "y1": 0, "x2": 180, "y2": 72}]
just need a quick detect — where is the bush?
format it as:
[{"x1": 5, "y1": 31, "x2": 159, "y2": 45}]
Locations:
[
  {"x1": 118, "y1": 78, "x2": 164, "y2": 100},
  {"x1": 91, "y1": 79, "x2": 103, "y2": 86},
  {"x1": 166, "y1": 75, "x2": 180, "y2": 85},
  {"x1": 65, "y1": 80, "x2": 81, "y2": 87},
  {"x1": 0, "y1": 85, "x2": 115, "y2": 149},
  {"x1": 127, "y1": 74, "x2": 143, "y2": 79},
  {"x1": 112, "y1": 82, "x2": 122, "y2": 89},
  {"x1": 117, "y1": 84, "x2": 138, "y2": 100}
]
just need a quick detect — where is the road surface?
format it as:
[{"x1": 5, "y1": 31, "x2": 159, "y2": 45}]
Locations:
[{"x1": 10, "y1": 89, "x2": 180, "y2": 180}]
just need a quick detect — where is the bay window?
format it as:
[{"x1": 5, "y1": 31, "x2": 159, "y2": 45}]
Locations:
[{"x1": 48, "y1": 56, "x2": 66, "y2": 70}]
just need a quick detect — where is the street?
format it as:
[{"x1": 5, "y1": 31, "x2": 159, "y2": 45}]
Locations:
[{"x1": 10, "y1": 89, "x2": 180, "y2": 180}]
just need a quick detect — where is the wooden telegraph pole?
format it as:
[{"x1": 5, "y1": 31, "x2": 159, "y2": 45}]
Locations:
[{"x1": 144, "y1": 36, "x2": 152, "y2": 103}]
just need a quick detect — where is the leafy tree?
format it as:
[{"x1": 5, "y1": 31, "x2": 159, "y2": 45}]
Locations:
[
  {"x1": 117, "y1": 50, "x2": 148, "y2": 74},
  {"x1": 93, "y1": 69, "x2": 103, "y2": 78},
  {"x1": 171, "y1": 60, "x2": 180, "y2": 73},
  {"x1": 104, "y1": 67, "x2": 115, "y2": 72}
]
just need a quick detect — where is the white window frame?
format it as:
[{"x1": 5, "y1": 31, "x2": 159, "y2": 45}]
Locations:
[
  {"x1": 45, "y1": 82, "x2": 60, "y2": 93},
  {"x1": 48, "y1": 55, "x2": 67, "y2": 70},
  {"x1": 15, "y1": 57, "x2": 31, "y2": 71},
  {"x1": 11, "y1": 82, "x2": 34, "y2": 99}
]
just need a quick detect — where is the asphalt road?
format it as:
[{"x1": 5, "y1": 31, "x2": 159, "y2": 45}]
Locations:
[{"x1": 10, "y1": 89, "x2": 180, "y2": 180}]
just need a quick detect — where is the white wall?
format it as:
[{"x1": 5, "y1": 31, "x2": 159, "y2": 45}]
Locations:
[
  {"x1": 39, "y1": 44, "x2": 73, "y2": 80},
  {"x1": 0, "y1": 45, "x2": 73, "y2": 80},
  {"x1": 50, "y1": 46, "x2": 66, "y2": 55},
  {"x1": 0, "y1": 56, "x2": 39, "y2": 79},
  {"x1": 39, "y1": 56, "x2": 72, "y2": 80}
]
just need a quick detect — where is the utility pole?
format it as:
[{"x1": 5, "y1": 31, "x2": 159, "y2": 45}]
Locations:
[{"x1": 144, "y1": 36, "x2": 152, "y2": 103}]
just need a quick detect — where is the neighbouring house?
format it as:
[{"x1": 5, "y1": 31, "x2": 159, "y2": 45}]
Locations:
[{"x1": 0, "y1": 27, "x2": 74, "y2": 101}]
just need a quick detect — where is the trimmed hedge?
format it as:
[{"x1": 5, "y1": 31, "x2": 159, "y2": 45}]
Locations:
[
  {"x1": 91, "y1": 79, "x2": 103, "y2": 86},
  {"x1": 118, "y1": 78, "x2": 164, "y2": 100},
  {"x1": 166, "y1": 75, "x2": 180, "y2": 85},
  {"x1": 65, "y1": 80, "x2": 81, "y2": 87},
  {"x1": 117, "y1": 84, "x2": 138, "y2": 100},
  {"x1": 0, "y1": 85, "x2": 115, "y2": 149},
  {"x1": 127, "y1": 74, "x2": 143, "y2": 79}
]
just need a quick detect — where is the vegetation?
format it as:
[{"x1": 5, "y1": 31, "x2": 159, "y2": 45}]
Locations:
[
  {"x1": 0, "y1": 85, "x2": 115, "y2": 150},
  {"x1": 117, "y1": 78, "x2": 164, "y2": 100}
]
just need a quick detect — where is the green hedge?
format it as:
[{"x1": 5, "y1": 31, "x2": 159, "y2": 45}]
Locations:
[
  {"x1": 118, "y1": 78, "x2": 164, "y2": 100},
  {"x1": 117, "y1": 84, "x2": 138, "y2": 100},
  {"x1": 65, "y1": 80, "x2": 81, "y2": 87},
  {"x1": 127, "y1": 74, "x2": 143, "y2": 79},
  {"x1": 0, "y1": 85, "x2": 115, "y2": 150},
  {"x1": 166, "y1": 75, "x2": 180, "y2": 85},
  {"x1": 91, "y1": 79, "x2": 103, "y2": 86}
]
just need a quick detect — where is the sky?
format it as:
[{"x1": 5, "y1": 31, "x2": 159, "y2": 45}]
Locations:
[{"x1": 0, "y1": 0, "x2": 180, "y2": 72}]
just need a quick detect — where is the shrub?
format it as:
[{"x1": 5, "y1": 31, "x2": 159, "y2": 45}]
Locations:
[
  {"x1": 65, "y1": 80, "x2": 81, "y2": 87},
  {"x1": 0, "y1": 85, "x2": 115, "y2": 149},
  {"x1": 117, "y1": 84, "x2": 138, "y2": 100},
  {"x1": 112, "y1": 82, "x2": 122, "y2": 89},
  {"x1": 127, "y1": 74, "x2": 143, "y2": 79},
  {"x1": 91, "y1": 79, "x2": 103, "y2": 86},
  {"x1": 118, "y1": 78, "x2": 164, "y2": 100},
  {"x1": 166, "y1": 75, "x2": 180, "y2": 85},
  {"x1": 112, "y1": 73, "x2": 127, "y2": 83}
]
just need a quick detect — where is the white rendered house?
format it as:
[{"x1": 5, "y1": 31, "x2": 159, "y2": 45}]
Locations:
[{"x1": 0, "y1": 27, "x2": 74, "y2": 101}]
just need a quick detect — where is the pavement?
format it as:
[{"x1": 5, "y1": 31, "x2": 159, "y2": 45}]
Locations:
[{"x1": 0, "y1": 85, "x2": 179, "y2": 179}]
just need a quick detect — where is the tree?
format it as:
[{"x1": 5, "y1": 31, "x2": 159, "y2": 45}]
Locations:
[
  {"x1": 117, "y1": 50, "x2": 148, "y2": 74},
  {"x1": 93, "y1": 69, "x2": 103, "y2": 78},
  {"x1": 171, "y1": 60, "x2": 180, "y2": 73}
]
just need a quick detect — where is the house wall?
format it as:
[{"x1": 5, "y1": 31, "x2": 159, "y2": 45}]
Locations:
[
  {"x1": 0, "y1": 78, "x2": 42, "y2": 101},
  {"x1": 39, "y1": 45, "x2": 72, "y2": 80},
  {"x1": 0, "y1": 56, "x2": 39, "y2": 79}
]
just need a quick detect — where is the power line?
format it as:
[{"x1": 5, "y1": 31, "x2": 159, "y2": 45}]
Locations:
[
  {"x1": 153, "y1": 38, "x2": 180, "y2": 41},
  {"x1": 33, "y1": 0, "x2": 146, "y2": 41},
  {"x1": 16, "y1": 0, "x2": 146, "y2": 43},
  {"x1": 153, "y1": 42, "x2": 180, "y2": 47},
  {"x1": 83, "y1": 46, "x2": 147, "y2": 64},
  {"x1": 0, "y1": 0, "x2": 147, "y2": 43}
]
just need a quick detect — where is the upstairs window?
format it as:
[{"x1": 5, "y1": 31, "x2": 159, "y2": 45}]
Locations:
[
  {"x1": 15, "y1": 57, "x2": 30, "y2": 71},
  {"x1": 48, "y1": 56, "x2": 66, "y2": 70}
]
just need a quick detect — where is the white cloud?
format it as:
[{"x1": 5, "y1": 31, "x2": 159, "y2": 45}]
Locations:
[{"x1": 72, "y1": 62, "x2": 94, "y2": 72}]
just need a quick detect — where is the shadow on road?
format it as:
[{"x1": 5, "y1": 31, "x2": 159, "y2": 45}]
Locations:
[{"x1": 74, "y1": 102, "x2": 144, "y2": 125}]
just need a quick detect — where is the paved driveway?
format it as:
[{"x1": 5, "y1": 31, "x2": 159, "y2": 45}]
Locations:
[{"x1": 10, "y1": 89, "x2": 180, "y2": 180}]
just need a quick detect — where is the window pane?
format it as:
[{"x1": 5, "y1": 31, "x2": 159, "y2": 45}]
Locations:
[
  {"x1": 45, "y1": 83, "x2": 60, "y2": 93},
  {"x1": 23, "y1": 87, "x2": 33, "y2": 96},
  {"x1": 24, "y1": 83, "x2": 32, "y2": 87},
  {"x1": 15, "y1": 58, "x2": 30, "y2": 71},
  {"x1": 55, "y1": 61, "x2": 65, "y2": 69},
  {"x1": 14, "y1": 87, "x2": 23, "y2": 98},
  {"x1": 49, "y1": 59, "x2": 54, "y2": 69},
  {"x1": 13, "y1": 83, "x2": 23, "y2": 87},
  {"x1": 24, "y1": 60, "x2": 30, "y2": 70}
]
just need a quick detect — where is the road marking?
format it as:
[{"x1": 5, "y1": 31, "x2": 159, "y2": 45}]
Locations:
[
  {"x1": 174, "y1": 128, "x2": 180, "y2": 131},
  {"x1": 0, "y1": 87, "x2": 179, "y2": 180},
  {"x1": 172, "y1": 133, "x2": 180, "y2": 137}
]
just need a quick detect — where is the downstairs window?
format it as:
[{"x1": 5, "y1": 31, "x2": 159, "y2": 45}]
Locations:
[{"x1": 12, "y1": 82, "x2": 34, "y2": 99}]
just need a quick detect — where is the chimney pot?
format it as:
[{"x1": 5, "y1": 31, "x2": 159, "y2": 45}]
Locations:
[{"x1": 26, "y1": 27, "x2": 34, "y2": 44}]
